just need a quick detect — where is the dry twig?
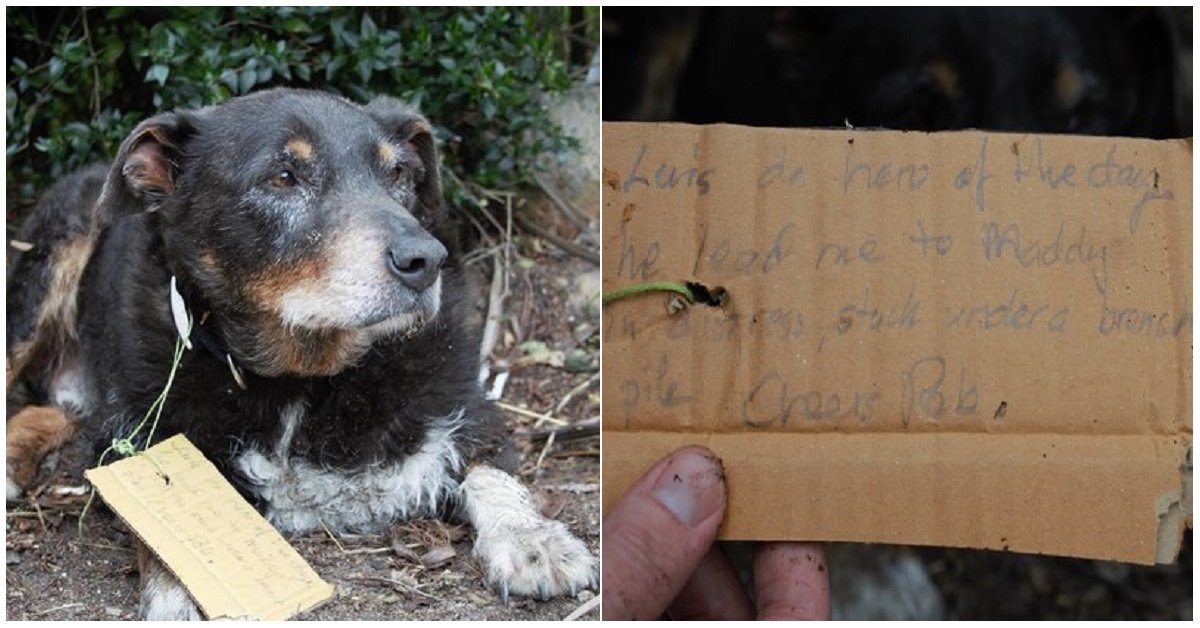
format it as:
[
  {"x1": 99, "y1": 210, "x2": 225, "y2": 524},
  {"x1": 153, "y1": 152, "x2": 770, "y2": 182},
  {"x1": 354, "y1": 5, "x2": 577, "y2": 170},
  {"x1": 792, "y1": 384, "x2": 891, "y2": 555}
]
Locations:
[
  {"x1": 495, "y1": 400, "x2": 567, "y2": 427},
  {"x1": 563, "y1": 595, "x2": 601, "y2": 621},
  {"x1": 345, "y1": 575, "x2": 440, "y2": 602},
  {"x1": 512, "y1": 211, "x2": 599, "y2": 265},
  {"x1": 479, "y1": 252, "x2": 506, "y2": 366},
  {"x1": 554, "y1": 372, "x2": 599, "y2": 415},
  {"x1": 528, "y1": 416, "x2": 600, "y2": 445},
  {"x1": 532, "y1": 172, "x2": 590, "y2": 231},
  {"x1": 534, "y1": 431, "x2": 557, "y2": 472}
]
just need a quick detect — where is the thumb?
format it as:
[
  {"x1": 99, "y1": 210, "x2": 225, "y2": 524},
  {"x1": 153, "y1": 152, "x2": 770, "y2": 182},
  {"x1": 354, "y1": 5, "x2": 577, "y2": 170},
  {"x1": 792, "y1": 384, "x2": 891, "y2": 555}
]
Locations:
[{"x1": 602, "y1": 446, "x2": 726, "y2": 620}]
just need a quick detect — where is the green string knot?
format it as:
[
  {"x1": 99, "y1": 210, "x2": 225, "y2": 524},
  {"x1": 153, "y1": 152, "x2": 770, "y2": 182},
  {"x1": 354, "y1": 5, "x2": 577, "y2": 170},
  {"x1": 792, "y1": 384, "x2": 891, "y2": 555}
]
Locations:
[{"x1": 602, "y1": 280, "x2": 728, "y2": 307}]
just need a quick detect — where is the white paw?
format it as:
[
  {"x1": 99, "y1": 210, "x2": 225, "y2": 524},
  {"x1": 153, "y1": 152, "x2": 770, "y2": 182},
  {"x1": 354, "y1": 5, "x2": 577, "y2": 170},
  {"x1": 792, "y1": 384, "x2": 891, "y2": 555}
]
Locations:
[
  {"x1": 474, "y1": 518, "x2": 598, "y2": 602},
  {"x1": 140, "y1": 565, "x2": 203, "y2": 620}
]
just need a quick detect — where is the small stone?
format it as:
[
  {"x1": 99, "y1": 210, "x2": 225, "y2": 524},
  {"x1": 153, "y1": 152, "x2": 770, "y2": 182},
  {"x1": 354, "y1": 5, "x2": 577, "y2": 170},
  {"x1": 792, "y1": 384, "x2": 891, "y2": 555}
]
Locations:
[
  {"x1": 577, "y1": 589, "x2": 594, "y2": 602},
  {"x1": 104, "y1": 607, "x2": 123, "y2": 618},
  {"x1": 6, "y1": 549, "x2": 20, "y2": 565}
]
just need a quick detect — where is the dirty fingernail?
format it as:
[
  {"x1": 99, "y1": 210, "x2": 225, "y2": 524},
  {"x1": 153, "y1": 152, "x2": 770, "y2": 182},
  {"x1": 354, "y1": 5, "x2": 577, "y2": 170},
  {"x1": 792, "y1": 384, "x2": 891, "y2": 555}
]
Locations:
[{"x1": 651, "y1": 448, "x2": 725, "y2": 527}]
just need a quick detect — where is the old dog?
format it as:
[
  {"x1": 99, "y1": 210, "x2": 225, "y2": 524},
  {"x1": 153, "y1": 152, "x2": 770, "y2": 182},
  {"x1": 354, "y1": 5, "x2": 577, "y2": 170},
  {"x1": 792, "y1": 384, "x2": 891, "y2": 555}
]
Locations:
[{"x1": 6, "y1": 88, "x2": 596, "y2": 619}]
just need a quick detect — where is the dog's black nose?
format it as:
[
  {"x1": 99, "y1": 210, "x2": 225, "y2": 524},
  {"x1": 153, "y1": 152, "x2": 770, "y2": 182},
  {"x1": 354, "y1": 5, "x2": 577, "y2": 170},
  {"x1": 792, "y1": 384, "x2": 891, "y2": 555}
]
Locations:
[{"x1": 387, "y1": 237, "x2": 447, "y2": 291}]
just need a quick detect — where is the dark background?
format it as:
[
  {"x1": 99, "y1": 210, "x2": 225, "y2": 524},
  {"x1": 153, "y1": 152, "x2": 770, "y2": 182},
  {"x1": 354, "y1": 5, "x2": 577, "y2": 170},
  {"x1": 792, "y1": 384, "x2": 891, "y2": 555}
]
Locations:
[{"x1": 605, "y1": 7, "x2": 1190, "y2": 138}]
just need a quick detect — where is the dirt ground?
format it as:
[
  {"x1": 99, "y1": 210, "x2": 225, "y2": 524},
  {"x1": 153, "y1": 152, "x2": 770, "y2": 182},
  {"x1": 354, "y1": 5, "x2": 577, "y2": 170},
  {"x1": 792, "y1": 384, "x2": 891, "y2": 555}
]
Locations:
[{"x1": 5, "y1": 245, "x2": 601, "y2": 621}]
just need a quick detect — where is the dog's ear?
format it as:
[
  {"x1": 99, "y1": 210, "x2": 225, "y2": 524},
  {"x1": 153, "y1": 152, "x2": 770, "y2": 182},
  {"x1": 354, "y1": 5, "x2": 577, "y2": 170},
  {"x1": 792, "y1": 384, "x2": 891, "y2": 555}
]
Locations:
[
  {"x1": 95, "y1": 111, "x2": 198, "y2": 227},
  {"x1": 364, "y1": 97, "x2": 444, "y2": 222}
]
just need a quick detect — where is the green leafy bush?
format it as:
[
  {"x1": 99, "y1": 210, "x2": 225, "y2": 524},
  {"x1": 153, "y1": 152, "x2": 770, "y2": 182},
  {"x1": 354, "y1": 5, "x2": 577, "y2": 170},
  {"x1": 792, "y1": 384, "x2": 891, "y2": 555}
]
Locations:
[{"x1": 6, "y1": 7, "x2": 595, "y2": 216}]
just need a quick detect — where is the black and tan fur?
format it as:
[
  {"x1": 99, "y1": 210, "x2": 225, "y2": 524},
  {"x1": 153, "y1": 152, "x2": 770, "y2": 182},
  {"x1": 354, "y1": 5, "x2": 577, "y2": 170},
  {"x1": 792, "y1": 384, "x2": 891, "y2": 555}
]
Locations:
[{"x1": 6, "y1": 88, "x2": 596, "y2": 619}]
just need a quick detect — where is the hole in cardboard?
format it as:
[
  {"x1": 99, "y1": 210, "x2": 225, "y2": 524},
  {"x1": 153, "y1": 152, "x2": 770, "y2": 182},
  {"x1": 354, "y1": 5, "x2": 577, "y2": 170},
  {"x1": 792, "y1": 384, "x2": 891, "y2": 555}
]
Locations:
[
  {"x1": 685, "y1": 281, "x2": 728, "y2": 307},
  {"x1": 993, "y1": 401, "x2": 1008, "y2": 421}
]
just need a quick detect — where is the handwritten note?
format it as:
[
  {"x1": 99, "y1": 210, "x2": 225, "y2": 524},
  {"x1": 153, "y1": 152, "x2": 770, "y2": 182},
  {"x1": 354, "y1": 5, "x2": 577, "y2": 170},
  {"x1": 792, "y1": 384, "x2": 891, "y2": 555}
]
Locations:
[
  {"x1": 602, "y1": 123, "x2": 1191, "y2": 565},
  {"x1": 86, "y1": 435, "x2": 334, "y2": 620}
]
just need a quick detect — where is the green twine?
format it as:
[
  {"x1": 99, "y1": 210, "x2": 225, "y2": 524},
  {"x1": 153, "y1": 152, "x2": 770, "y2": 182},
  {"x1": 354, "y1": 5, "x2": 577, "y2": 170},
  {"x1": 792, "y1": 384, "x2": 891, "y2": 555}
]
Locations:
[
  {"x1": 602, "y1": 281, "x2": 697, "y2": 306},
  {"x1": 603, "y1": 281, "x2": 728, "y2": 309},
  {"x1": 78, "y1": 309, "x2": 191, "y2": 538}
]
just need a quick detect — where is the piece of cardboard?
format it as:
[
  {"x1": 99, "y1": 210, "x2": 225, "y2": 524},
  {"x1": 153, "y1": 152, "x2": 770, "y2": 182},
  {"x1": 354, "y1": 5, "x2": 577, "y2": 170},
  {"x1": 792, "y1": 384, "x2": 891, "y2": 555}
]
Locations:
[
  {"x1": 86, "y1": 435, "x2": 335, "y2": 619},
  {"x1": 601, "y1": 123, "x2": 1192, "y2": 565}
]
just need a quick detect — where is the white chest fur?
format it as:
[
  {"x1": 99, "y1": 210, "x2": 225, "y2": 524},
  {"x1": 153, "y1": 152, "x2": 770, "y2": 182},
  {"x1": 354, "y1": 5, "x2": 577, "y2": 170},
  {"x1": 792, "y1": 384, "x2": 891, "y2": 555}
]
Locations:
[{"x1": 234, "y1": 403, "x2": 465, "y2": 534}]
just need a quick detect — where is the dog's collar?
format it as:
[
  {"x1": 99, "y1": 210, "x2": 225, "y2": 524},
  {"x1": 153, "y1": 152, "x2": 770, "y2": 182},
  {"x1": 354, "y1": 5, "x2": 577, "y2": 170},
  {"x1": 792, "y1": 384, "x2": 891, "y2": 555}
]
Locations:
[
  {"x1": 190, "y1": 313, "x2": 249, "y2": 390},
  {"x1": 169, "y1": 276, "x2": 248, "y2": 390}
]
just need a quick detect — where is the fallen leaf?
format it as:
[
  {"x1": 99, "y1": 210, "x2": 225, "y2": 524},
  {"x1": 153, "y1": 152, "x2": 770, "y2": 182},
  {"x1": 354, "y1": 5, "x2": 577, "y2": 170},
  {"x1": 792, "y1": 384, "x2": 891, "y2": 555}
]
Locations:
[
  {"x1": 420, "y1": 545, "x2": 456, "y2": 569},
  {"x1": 390, "y1": 538, "x2": 420, "y2": 564}
]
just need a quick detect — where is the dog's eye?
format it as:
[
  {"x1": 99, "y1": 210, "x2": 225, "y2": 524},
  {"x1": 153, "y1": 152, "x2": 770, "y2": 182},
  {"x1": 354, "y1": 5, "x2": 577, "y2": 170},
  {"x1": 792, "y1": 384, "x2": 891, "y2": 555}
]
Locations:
[{"x1": 270, "y1": 170, "x2": 297, "y2": 189}]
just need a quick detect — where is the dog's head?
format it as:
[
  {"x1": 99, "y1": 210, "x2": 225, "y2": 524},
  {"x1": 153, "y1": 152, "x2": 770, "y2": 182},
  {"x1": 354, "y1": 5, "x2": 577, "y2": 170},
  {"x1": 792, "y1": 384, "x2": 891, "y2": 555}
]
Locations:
[{"x1": 98, "y1": 89, "x2": 450, "y2": 376}]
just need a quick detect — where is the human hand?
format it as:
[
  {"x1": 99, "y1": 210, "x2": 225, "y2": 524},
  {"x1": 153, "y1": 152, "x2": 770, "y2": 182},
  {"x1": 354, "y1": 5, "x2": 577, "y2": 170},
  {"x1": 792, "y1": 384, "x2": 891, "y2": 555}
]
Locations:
[{"x1": 602, "y1": 446, "x2": 830, "y2": 620}]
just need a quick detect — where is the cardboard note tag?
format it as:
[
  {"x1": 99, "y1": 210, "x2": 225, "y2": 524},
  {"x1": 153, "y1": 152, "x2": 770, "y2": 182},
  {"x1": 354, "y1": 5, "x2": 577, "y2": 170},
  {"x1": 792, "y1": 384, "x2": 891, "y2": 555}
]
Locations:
[
  {"x1": 86, "y1": 435, "x2": 334, "y2": 619},
  {"x1": 602, "y1": 123, "x2": 1192, "y2": 565}
]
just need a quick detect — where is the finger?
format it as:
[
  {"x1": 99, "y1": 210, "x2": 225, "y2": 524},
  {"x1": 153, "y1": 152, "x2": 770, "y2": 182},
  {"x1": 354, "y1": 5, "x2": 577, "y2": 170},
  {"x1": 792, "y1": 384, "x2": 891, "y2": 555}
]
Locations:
[
  {"x1": 667, "y1": 544, "x2": 755, "y2": 620},
  {"x1": 754, "y1": 542, "x2": 831, "y2": 620},
  {"x1": 602, "y1": 446, "x2": 726, "y2": 620}
]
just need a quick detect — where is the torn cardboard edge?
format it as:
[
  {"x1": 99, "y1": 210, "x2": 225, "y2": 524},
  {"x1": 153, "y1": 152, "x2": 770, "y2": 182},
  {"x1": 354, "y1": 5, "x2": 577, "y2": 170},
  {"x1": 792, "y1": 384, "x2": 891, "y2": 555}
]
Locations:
[
  {"x1": 85, "y1": 435, "x2": 335, "y2": 620},
  {"x1": 602, "y1": 431, "x2": 1191, "y2": 565}
]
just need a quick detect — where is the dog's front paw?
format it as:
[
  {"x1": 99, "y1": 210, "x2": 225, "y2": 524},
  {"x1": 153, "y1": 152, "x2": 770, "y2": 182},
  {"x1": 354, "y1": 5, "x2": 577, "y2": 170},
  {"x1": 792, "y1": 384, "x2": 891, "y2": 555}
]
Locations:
[
  {"x1": 138, "y1": 544, "x2": 203, "y2": 620},
  {"x1": 141, "y1": 592, "x2": 203, "y2": 621},
  {"x1": 461, "y1": 465, "x2": 598, "y2": 602},
  {"x1": 140, "y1": 577, "x2": 203, "y2": 620},
  {"x1": 473, "y1": 518, "x2": 598, "y2": 602}
]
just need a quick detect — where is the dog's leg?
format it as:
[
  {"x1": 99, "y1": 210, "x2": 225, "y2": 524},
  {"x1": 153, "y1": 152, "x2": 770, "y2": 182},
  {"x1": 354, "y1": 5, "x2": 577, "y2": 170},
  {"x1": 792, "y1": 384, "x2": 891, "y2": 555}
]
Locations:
[
  {"x1": 5, "y1": 406, "x2": 75, "y2": 500},
  {"x1": 136, "y1": 539, "x2": 203, "y2": 620},
  {"x1": 459, "y1": 465, "x2": 598, "y2": 601}
]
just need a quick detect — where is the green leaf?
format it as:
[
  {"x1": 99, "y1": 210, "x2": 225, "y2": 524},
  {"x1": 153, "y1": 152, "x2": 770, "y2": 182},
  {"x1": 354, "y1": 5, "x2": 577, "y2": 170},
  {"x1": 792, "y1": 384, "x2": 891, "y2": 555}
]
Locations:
[
  {"x1": 516, "y1": 340, "x2": 565, "y2": 368},
  {"x1": 146, "y1": 64, "x2": 170, "y2": 86},
  {"x1": 48, "y1": 57, "x2": 65, "y2": 80},
  {"x1": 330, "y1": 15, "x2": 350, "y2": 46},
  {"x1": 238, "y1": 67, "x2": 255, "y2": 94},
  {"x1": 360, "y1": 13, "x2": 377, "y2": 40},
  {"x1": 101, "y1": 40, "x2": 126, "y2": 65},
  {"x1": 438, "y1": 57, "x2": 456, "y2": 70},
  {"x1": 60, "y1": 39, "x2": 87, "y2": 63},
  {"x1": 282, "y1": 16, "x2": 311, "y2": 33},
  {"x1": 219, "y1": 69, "x2": 239, "y2": 92},
  {"x1": 325, "y1": 55, "x2": 345, "y2": 81}
]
